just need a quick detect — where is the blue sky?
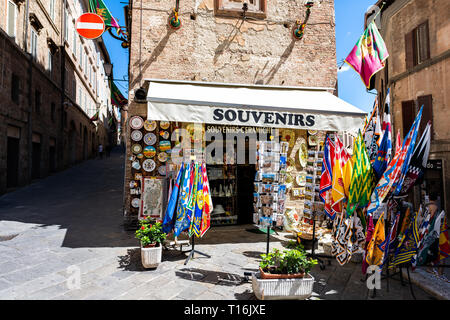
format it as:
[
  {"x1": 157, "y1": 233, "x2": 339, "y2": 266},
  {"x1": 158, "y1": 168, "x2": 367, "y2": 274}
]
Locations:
[{"x1": 103, "y1": 0, "x2": 379, "y2": 113}]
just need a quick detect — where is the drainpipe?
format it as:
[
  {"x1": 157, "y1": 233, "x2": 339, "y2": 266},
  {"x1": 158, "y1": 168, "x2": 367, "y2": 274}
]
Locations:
[{"x1": 24, "y1": 0, "x2": 33, "y2": 182}]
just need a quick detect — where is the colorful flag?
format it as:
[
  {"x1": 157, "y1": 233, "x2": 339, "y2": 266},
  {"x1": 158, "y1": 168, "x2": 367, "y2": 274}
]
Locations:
[
  {"x1": 173, "y1": 163, "x2": 191, "y2": 237},
  {"x1": 395, "y1": 130, "x2": 402, "y2": 154},
  {"x1": 416, "y1": 210, "x2": 443, "y2": 266},
  {"x1": 347, "y1": 131, "x2": 374, "y2": 216},
  {"x1": 372, "y1": 122, "x2": 392, "y2": 180},
  {"x1": 110, "y1": 80, "x2": 128, "y2": 108},
  {"x1": 391, "y1": 210, "x2": 420, "y2": 267},
  {"x1": 393, "y1": 106, "x2": 425, "y2": 196},
  {"x1": 381, "y1": 212, "x2": 400, "y2": 268},
  {"x1": 88, "y1": 0, "x2": 124, "y2": 36},
  {"x1": 397, "y1": 122, "x2": 431, "y2": 196},
  {"x1": 320, "y1": 136, "x2": 336, "y2": 219},
  {"x1": 344, "y1": 21, "x2": 389, "y2": 89},
  {"x1": 162, "y1": 163, "x2": 184, "y2": 234},
  {"x1": 90, "y1": 111, "x2": 99, "y2": 121},
  {"x1": 435, "y1": 214, "x2": 450, "y2": 264},
  {"x1": 365, "y1": 212, "x2": 386, "y2": 267},
  {"x1": 367, "y1": 107, "x2": 423, "y2": 214},
  {"x1": 363, "y1": 97, "x2": 379, "y2": 146},
  {"x1": 191, "y1": 165, "x2": 204, "y2": 237},
  {"x1": 332, "y1": 137, "x2": 350, "y2": 215},
  {"x1": 200, "y1": 162, "x2": 213, "y2": 237},
  {"x1": 367, "y1": 108, "x2": 382, "y2": 163}
]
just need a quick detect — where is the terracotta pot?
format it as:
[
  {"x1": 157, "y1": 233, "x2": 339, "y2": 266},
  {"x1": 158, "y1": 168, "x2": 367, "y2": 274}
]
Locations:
[{"x1": 259, "y1": 267, "x2": 305, "y2": 279}]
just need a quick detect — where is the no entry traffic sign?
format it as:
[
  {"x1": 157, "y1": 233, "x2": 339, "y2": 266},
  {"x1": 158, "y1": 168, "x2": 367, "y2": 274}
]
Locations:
[{"x1": 76, "y1": 13, "x2": 105, "y2": 40}]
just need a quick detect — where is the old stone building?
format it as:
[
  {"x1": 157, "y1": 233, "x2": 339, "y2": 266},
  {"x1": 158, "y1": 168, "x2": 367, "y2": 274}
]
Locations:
[
  {"x1": 0, "y1": 0, "x2": 118, "y2": 194},
  {"x1": 124, "y1": 0, "x2": 344, "y2": 228},
  {"x1": 367, "y1": 0, "x2": 449, "y2": 214}
]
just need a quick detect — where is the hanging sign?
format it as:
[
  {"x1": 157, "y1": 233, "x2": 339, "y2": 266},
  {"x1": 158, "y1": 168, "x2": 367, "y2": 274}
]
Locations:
[{"x1": 75, "y1": 13, "x2": 105, "y2": 40}]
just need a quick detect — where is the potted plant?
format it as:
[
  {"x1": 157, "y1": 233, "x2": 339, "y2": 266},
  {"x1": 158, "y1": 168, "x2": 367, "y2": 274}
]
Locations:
[
  {"x1": 252, "y1": 246, "x2": 317, "y2": 300},
  {"x1": 135, "y1": 218, "x2": 167, "y2": 269}
]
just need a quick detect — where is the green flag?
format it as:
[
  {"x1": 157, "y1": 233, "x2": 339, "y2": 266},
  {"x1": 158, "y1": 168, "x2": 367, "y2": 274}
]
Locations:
[
  {"x1": 347, "y1": 131, "x2": 375, "y2": 216},
  {"x1": 88, "y1": 0, "x2": 124, "y2": 36},
  {"x1": 110, "y1": 80, "x2": 127, "y2": 108}
]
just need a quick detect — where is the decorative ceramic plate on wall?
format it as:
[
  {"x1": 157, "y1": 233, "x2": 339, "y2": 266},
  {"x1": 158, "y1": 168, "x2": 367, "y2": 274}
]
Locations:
[
  {"x1": 158, "y1": 152, "x2": 168, "y2": 162},
  {"x1": 129, "y1": 116, "x2": 144, "y2": 130},
  {"x1": 158, "y1": 166, "x2": 167, "y2": 176},
  {"x1": 142, "y1": 159, "x2": 156, "y2": 172},
  {"x1": 143, "y1": 120, "x2": 157, "y2": 131},
  {"x1": 143, "y1": 146, "x2": 156, "y2": 158},
  {"x1": 159, "y1": 131, "x2": 170, "y2": 140},
  {"x1": 143, "y1": 133, "x2": 157, "y2": 145},
  {"x1": 129, "y1": 180, "x2": 138, "y2": 189},
  {"x1": 131, "y1": 198, "x2": 140, "y2": 208},
  {"x1": 160, "y1": 121, "x2": 170, "y2": 130},
  {"x1": 159, "y1": 140, "x2": 171, "y2": 152},
  {"x1": 131, "y1": 144, "x2": 142, "y2": 154},
  {"x1": 131, "y1": 130, "x2": 143, "y2": 142},
  {"x1": 299, "y1": 142, "x2": 308, "y2": 167}
]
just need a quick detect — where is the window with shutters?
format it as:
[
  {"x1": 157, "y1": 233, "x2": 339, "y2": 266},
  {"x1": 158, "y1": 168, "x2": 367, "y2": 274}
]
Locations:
[
  {"x1": 401, "y1": 100, "x2": 415, "y2": 138},
  {"x1": 417, "y1": 95, "x2": 433, "y2": 139},
  {"x1": 30, "y1": 28, "x2": 38, "y2": 61},
  {"x1": 215, "y1": 0, "x2": 266, "y2": 18},
  {"x1": 7, "y1": 0, "x2": 17, "y2": 39},
  {"x1": 405, "y1": 21, "x2": 430, "y2": 70}
]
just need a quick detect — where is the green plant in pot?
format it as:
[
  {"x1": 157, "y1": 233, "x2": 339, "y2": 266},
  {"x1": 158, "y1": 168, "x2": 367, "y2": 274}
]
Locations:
[
  {"x1": 135, "y1": 218, "x2": 167, "y2": 248},
  {"x1": 259, "y1": 247, "x2": 317, "y2": 279}
]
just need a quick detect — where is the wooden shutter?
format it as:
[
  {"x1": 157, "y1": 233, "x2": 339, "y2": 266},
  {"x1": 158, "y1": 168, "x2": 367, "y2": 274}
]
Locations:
[
  {"x1": 405, "y1": 30, "x2": 416, "y2": 70},
  {"x1": 417, "y1": 95, "x2": 433, "y2": 139},
  {"x1": 402, "y1": 100, "x2": 415, "y2": 138},
  {"x1": 417, "y1": 21, "x2": 430, "y2": 63}
]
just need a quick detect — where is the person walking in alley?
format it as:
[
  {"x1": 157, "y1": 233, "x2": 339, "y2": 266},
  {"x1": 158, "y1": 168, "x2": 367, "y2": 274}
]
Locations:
[{"x1": 99, "y1": 144, "x2": 104, "y2": 159}]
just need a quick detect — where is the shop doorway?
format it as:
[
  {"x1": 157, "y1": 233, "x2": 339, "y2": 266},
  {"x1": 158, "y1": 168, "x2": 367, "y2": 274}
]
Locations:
[
  {"x1": 237, "y1": 164, "x2": 256, "y2": 224},
  {"x1": 6, "y1": 137, "x2": 20, "y2": 188},
  {"x1": 49, "y1": 146, "x2": 56, "y2": 173}
]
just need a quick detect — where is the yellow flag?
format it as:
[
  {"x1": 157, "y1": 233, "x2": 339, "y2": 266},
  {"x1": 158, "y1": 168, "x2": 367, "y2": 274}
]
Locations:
[
  {"x1": 343, "y1": 156, "x2": 353, "y2": 198},
  {"x1": 365, "y1": 212, "x2": 385, "y2": 266}
]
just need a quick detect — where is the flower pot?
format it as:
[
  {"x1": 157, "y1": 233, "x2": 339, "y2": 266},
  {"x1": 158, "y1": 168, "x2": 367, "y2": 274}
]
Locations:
[
  {"x1": 259, "y1": 267, "x2": 305, "y2": 279},
  {"x1": 252, "y1": 271, "x2": 314, "y2": 300},
  {"x1": 140, "y1": 242, "x2": 162, "y2": 269}
]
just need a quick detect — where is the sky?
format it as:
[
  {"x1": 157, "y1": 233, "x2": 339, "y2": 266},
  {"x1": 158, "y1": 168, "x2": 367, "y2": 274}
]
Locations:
[{"x1": 102, "y1": 0, "x2": 380, "y2": 113}]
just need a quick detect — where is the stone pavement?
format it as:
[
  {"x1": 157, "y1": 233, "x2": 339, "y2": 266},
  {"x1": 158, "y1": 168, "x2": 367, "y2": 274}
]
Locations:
[{"x1": 0, "y1": 148, "x2": 440, "y2": 300}]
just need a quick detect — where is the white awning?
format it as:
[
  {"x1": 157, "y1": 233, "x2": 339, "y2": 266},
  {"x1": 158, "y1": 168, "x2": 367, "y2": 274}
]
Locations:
[{"x1": 146, "y1": 80, "x2": 366, "y2": 132}]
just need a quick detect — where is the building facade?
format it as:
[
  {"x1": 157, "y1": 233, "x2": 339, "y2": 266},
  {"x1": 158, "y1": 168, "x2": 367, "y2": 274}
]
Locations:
[
  {"x1": 125, "y1": 0, "x2": 340, "y2": 228},
  {"x1": 0, "y1": 0, "x2": 118, "y2": 194},
  {"x1": 368, "y1": 0, "x2": 449, "y2": 214}
]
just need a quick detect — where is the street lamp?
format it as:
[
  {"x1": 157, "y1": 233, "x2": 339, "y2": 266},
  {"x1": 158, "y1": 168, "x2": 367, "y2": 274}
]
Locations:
[{"x1": 103, "y1": 62, "x2": 113, "y2": 80}]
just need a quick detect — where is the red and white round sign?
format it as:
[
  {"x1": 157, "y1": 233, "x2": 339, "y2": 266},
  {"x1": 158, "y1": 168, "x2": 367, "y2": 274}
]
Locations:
[{"x1": 76, "y1": 13, "x2": 105, "y2": 40}]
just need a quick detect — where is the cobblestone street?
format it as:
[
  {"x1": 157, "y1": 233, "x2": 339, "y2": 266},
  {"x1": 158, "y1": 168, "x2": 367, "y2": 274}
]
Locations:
[{"x1": 0, "y1": 149, "x2": 437, "y2": 300}]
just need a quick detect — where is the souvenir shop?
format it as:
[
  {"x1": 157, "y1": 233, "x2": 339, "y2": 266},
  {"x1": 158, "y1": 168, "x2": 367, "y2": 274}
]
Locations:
[{"x1": 127, "y1": 79, "x2": 366, "y2": 240}]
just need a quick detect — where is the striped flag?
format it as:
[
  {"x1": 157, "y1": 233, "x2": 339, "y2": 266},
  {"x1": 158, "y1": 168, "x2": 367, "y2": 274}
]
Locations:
[
  {"x1": 162, "y1": 163, "x2": 184, "y2": 234},
  {"x1": 200, "y1": 162, "x2": 213, "y2": 237},
  {"x1": 320, "y1": 136, "x2": 335, "y2": 220},
  {"x1": 435, "y1": 214, "x2": 450, "y2": 264},
  {"x1": 365, "y1": 212, "x2": 386, "y2": 267},
  {"x1": 191, "y1": 165, "x2": 204, "y2": 237},
  {"x1": 391, "y1": 210, "x2": 420, "y2": 267},
  {"x1": 331, "y1": 136, "x2": 350, "y2": 215},
  {"x1": 367, "y1": 107, "x2": 423, "y2": 215}
]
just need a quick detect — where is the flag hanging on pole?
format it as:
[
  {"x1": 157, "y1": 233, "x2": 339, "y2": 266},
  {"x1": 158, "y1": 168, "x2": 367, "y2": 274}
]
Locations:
[
  {"x1": 174, "y1": 163, "x2": 191, "y2": 237},
  {"x1": 344, "y1": 21, "x2": 389, "y2": 90},
  {"x1": 320, "y1": 136, "x2": 336, "y2": 220},
  {"x1": 162, "y1": 163, "x2": 184, "y2": 234},
  {"x1": 110, "y1": 80, "x2": 128, "y2": 108},
  {"x1": 88, "y1": 0, "x2": 124, "y2": 36},
  {"x1": 367, "y1": 108, "x2": 382, "y2": 163},
  {"x1": 367, "y1": 107, "x2": 423, "y2": 215},
  {"x1": 363, "y1": 97, "x2": 379, "y2": 146},
  {"x1": 398, "y1": 121, "x2": 431, "y2": 196},
  {"x1": 372, "y1": 122, "x2": 392, "y2": 180},
  {"x1": 365, "y1": 212, "x2": 386, "y2": 267},
  {"x1": 435, "y1": 214, "x2": 450, "y2": 264},
  {"x1": 332, "y1": 136, "x2": 350, "y2": 215},
  {"x1": 347, "y1": 131, "x2": 374, "y2": 216},
  {"x1": 391, "y1": 210, "x2": 420, "y2": 267},
  {"x1": 90, "y1": 111, "x2": 99, "y2": 121},
  {"x1": 191, "y1": 165, "x2": 204, "y2": 237},
  {"x1": 200, "y1": 162, "x2": 213, "y2": 237}
]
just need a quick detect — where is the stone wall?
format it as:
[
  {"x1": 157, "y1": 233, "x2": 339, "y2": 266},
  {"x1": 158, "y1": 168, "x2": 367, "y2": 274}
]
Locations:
[
  {"x1": 373, "y1": 0, "x2": 450, "y2": 213},
  {"x1": 125, "y1": 0, "x2": 338, "y2": 227}
]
